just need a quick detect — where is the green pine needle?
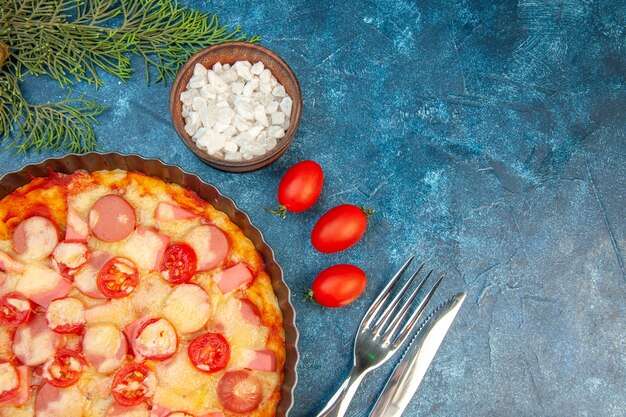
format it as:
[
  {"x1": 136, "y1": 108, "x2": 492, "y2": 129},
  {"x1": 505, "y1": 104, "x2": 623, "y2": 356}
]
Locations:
[
  {"x1": 17, "y1": 94, "x2": 106, "y2": 154},
  {"x1": 0, "y1": 62, "x2": 106, "y2": 153},
  {"x1": 0, "y1": 0, "x2": 259, "y2": 153}
]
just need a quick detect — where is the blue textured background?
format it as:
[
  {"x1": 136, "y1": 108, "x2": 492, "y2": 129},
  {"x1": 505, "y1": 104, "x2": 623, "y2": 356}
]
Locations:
[{"x1": 3, "y1": 1, "x2": 625, "y2": 416}]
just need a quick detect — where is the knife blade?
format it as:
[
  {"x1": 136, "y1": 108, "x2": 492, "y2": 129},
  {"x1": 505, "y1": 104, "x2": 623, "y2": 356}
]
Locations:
[{"x1": 368, "y1": 292, "x2": 466, "y2": 417}]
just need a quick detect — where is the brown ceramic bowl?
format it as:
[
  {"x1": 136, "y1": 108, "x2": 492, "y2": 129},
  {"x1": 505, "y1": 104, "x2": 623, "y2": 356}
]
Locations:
[
  {"x1": 0, "y1": 152, "x2": 299, "y2": 416},
  {"x1": 170, "y1": 42, "x2": 302, "y2": 173}
]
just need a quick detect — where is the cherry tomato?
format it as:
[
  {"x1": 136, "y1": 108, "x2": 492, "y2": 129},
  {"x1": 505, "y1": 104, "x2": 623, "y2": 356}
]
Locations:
[
  {"x1": 217, "y1": 370, "x2": 263, "y2": 413},
  {"x1": 309, "y1": 264, "x2": 367, "y2": 308},
  {"x1": 267, "y1": 160, "x2": 324, "y2": 218},
  {"x1": 0, "y1": 292, "x2": 31, "y2": 327},
  {"x1": 0, "y1": 362, "x2": 19, "y2": 402},
  {"x1": 42, "y1": 349, "x2": 86, "y2": 388},
  {"x1": 160, "y1": 243, "x2": 197, "y2": 284},
  {"x1": 112, "y1": 363, "x2": 154, "y2": 406},
  {"x1": 97, "y1": 257, "x2": 139, "y2": 298},
  {"x1": 311, "y1": 204, "x2": 372, "y2": 253},
  {"x1": 188, "y1": 333, "x2": 230, "y2": 373}
]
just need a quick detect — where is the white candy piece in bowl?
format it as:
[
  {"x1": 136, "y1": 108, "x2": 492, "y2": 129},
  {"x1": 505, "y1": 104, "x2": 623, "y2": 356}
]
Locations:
[{"x1": 180, "y1": 61, "x2": 293, "y2": 161}]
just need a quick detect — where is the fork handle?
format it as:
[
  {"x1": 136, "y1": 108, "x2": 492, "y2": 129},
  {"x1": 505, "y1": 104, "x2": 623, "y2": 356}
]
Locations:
[{"x1": 315, "y1": 369, "x2": 367, "y2": 417}]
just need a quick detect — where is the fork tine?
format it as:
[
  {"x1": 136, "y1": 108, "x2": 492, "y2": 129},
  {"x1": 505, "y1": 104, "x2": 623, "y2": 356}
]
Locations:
[
  {"x1": 380, "y1": 269, "x2": 433, "y2": 344},
  {"x1": 371, "y1": 264, "x2": 427, "y2": 335},
  {"x1": 392, "y1": 275, "x2": 444, "y2": 347},
  {"x1": 361, "y1": 256, "x2": 415, "y2": 329}
]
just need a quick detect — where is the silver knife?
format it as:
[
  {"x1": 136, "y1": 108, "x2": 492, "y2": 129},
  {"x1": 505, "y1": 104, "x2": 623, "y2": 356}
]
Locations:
[{"x1": 368, "y1": 292, "x2": 466, "y2": 417}]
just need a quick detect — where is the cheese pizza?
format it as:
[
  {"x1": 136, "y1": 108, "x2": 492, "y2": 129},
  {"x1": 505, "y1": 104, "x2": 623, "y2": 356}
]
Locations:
[{"x1": 0, "y1": 169, "x2": 285, "y2": 417}]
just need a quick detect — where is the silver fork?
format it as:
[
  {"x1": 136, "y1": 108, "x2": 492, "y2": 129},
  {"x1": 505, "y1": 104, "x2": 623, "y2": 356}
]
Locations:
[{"x1": 315, "y1": 256, "x2": 443, "y2": 417}]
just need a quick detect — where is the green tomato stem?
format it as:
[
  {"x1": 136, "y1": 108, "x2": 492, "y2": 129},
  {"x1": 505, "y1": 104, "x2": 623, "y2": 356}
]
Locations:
[
  {"x1": 360, "y1": 206, "x2": 375, "y2": 217},
  {"x1": 264, "y1": 205, "x2": 287, "y2": 219}
]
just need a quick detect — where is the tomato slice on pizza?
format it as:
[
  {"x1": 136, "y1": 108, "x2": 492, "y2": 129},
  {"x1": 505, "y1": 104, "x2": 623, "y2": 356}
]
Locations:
[
  {"x1": 160, "y1": 243, "x2": 197, "y2": 284},
  {"x1": 112, "y1": 363, "x2": 156, "y2": 407},
  {"x1": 188, "y1": 333, "x2": 231, "y2": 373},
  {"x1": 42, "y1": 349, "x2": 86, "y2": 388},
  {"x1": 97, "y1": 257, "x2": 139, "y2": 298}
]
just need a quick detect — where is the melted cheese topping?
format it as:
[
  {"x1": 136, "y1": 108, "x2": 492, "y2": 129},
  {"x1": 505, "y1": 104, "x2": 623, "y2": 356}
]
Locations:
[
  {"x1": 162, "y1": 284, "x2": 211, "y2": 334},
  {"x1": 78, "y1": 372, "x2": 115, "y2": 416},
  {"x1": 13, "y1": 317, "x2": 58, "y2": 366},
  {"x1": 0, "y1": 406, "x2": 32, "y2": 417},
  {"x1": 73, "y1": 263, "x2": 102, "y2": 298},
  {"x1": 53, "y1": 242, "x2": 88, "y2": 269},
  {"x1": 69, "y1": 185, "x2": 109, "y2": 216},
  {"x1": 108, "y1": 406, "x2": 149, "y2": 417},
  {"x1": 82, "y1": 324, "x2": 125, "y2": 373},
  {"x1": 0, "y1": 328, "x2": 13, "y2": 361},
  {"x1": 38, "y1": 385, "x2": 84, "y2": 417},
  {"x1": 215, "y1": 297, "x2": 269, "y2": 350},
  {"x1": 135, "y1": 319, "x2": 176, "y2": 357},
  {"x1": 85, "y1": 298, "x2": 134, "y2": 328},
  {"x1": 181, "y1": 225, "x2": 227, "y2": 270},
  {"x1": 122, "y1": 229, "x2": 168, "y2": 271},
  {"x1": 0, "y1": 363, "x2": 18, "y2": 394},
  {"x1": 83, "y1": 324, "x2": 122, "y2": 354},
  {"x1": 129, "y1": 273, "x2": 172, "y2": 318},
  {"x1": 46, "y1": 297, "x2": 86, "y2": 328},
  {"x1": 153, "y1": 350, "x2": 220, "y2": 414},
  {"x1": 15, "y1": 216, "x2": 58, "y2": 261},
  {"x1": 15, "y1": 264, "x2": 62, "y2": 296},
  {"x1": 66, "y1": 208, "x2": 88, "y2": 240}
]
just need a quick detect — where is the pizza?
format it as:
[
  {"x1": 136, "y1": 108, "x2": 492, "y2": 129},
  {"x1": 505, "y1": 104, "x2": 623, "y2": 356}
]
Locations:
[{"x1": 0, "y1": 169, "x2": 285, "y2": 417}]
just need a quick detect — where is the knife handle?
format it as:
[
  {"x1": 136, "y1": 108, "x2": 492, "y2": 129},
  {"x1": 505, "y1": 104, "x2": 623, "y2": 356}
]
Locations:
[{"x1": 316, "y1": 368, "x2": 368, "y2": 417}]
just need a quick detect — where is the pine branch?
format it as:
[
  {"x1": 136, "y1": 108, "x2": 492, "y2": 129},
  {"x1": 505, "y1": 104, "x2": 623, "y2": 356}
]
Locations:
[
  {"x1": 117, "y1": 0, "x2": 260, "y2": 83},
  {"x1": 16, "y1": 95, "x2": 106, "y2": 154},
  {"x1": 1, "y1": 0, "x2": 259, "y2": 87},
  {"x1": 0, "y1": 0, "x2": 259, "y2": 153},
  {"x1": 2, "y1": 0, "x2": 134, "y2": 87},
  {"x1": 0, "y1": 62, "x2": 106, "y2": 154},
  {"x1": 0, "y1": 61, "x2": 27, "y2": 142}
]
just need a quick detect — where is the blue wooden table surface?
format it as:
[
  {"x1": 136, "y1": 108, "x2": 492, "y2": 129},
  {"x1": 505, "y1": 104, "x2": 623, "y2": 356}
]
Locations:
[{"x1": 3, "y1": 1, "x2": 625, "y2": 416}]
